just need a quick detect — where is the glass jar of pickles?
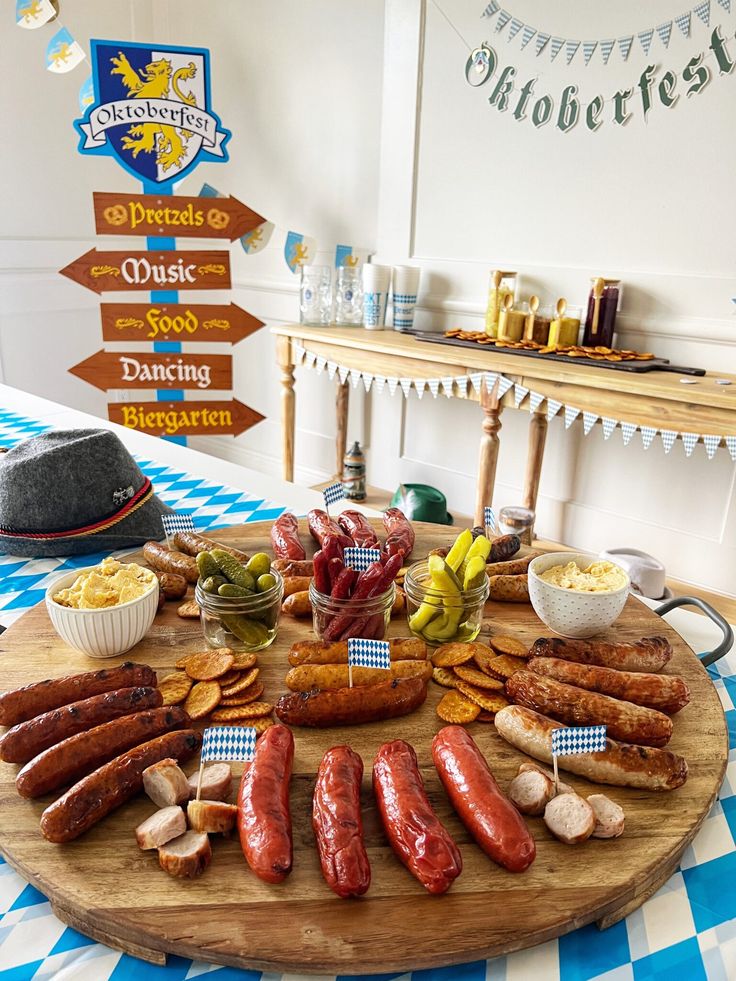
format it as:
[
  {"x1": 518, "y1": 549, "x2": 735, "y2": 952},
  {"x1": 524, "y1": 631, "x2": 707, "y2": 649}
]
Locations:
[
  {"x1": 583, "y1": 277, "x2": 621, "y2": 348},
  {"x1": 484, "y1": 270, "x2": 517, "y2": 337}
]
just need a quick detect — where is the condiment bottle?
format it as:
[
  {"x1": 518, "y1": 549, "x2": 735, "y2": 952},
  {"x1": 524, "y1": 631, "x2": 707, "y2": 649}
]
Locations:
[
  {"x1": 583, "y1": 277, "x2": 621, "y2": 348},
  {"x1": 484, "y1": 270, "x2": 516, "y2": 338},
  {"x1": 548, "y1": 298, "x2": 581, "y2": 348},
  {"x1": 523, "y1": 295, "x2": 551, "y2": 344},
  {"x1": 342, "y1": 441, "x2": 366, "y2": 501},
  {"x1": 497, "y1": 293, "x2": 525, "y2": 341}
]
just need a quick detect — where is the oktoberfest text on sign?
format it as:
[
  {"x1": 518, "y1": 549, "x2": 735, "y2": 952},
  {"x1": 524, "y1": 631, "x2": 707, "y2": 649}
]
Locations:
[
  {"x1": 59, "y1": 249, "x2": 231, "y2": 293},
  {"x1": 109, "y1": 399, "x2": 264, "y2": 438},
  {"x1": 100, "y1": 302, "x2": 264, "y2": 343},
  {"x1": 93, "y1": 191, "x2": 265, "y2": 240},
  {"x1": 69, "y1": 350, "x2": 232, "y2": 392}
]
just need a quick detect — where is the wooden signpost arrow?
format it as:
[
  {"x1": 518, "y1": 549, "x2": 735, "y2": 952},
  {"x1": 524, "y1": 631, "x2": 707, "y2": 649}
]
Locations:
[
  {"x1": 108, "y1": 399, "x2": 264, "y2": 438},
  {"x1": 69, "y1": 350, "x2": 232, "y2": 391},
  {"x1": 93, "y1": 191, "x2": 266, "y2": 241},
  {"x1": 99, "y1": 302, "x2": 264, "y2": 344},
  {"x1": 59, "y1": 248, "x2": 231, "y2": 294}
]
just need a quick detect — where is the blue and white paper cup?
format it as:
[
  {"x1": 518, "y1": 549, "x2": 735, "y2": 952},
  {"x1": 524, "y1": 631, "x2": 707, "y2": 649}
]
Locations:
[
  {"x1": 362, "y1": 264, "x2": 391, "y2": 330},
  {"x1": 392, "y1": 265, "x2": 421, "y2": 331}
]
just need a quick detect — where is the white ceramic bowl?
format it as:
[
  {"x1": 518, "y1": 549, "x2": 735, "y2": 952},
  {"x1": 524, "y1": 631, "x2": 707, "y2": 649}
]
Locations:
[
  {"x1": 45, "y1": 567, "x2": 159, "y2": 658},
  {"x1": 528, "y1": 552, "x2": 630, "y2": 639}
]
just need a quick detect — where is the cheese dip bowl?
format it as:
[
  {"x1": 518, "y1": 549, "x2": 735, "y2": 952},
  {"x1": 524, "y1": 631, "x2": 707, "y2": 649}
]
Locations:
[{"x1": 528, "y1": 552, "x2": 630, "y2": 639}]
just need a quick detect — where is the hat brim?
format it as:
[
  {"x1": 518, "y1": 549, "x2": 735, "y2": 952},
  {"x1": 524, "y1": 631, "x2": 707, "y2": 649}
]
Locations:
[{"x1": 0, "y1": 493, "x2": 175, "y2": 559}]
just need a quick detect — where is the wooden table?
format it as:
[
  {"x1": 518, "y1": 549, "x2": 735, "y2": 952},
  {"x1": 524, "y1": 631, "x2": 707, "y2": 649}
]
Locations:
[{"x1": 271, "y1": 325, "x2": 736, "y2": 527}]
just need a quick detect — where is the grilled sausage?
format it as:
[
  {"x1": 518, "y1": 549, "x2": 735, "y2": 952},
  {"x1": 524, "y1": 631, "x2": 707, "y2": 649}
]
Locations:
[
  {"x1": 494, "y1": 705, "x2": 687, "y2": 791},
  {"x1": 382, "y1": 508, "x2": 415, "y2": 561},
  {"x1": 281, "y1": 591, "x2": 311, "y2": 617},
  {"x1": 373, "y1": 739, "x2": 462, "y2": 894},
  {"x1": 282, "y1": 576, "x2": 312, "y2": 597},
  {"x1": 271, "y1": 512, "x2": 307, "y2": 560},
  {"x1": 40, "y1": 729, "x2": 201, "y2": 842},
  {"x1": 143, "y1": 541, "x2": 198, "y2": 583},
  {"x1": 135, "y1": 806, "x2": 186, "y2": 850},
  {"x1": 154, "y1": 572, "x2": 188, "y2": 601},
  {"x1": 488, "y1": 574, "x2": 529, "y2": 603},
  {"x1": 237, "y1": 724, "x2": 294, "y2": 883},
  {"x1": 337, "y1": 511, "x2": 380, "y2": 549},
  {"x1": 172, "y1": 530, "x2": 248, "y2": 562},
  {"x1": 0, "y1": 662, "x2": 156, "y2": 727},
  {"x1": 506, "y1": 670, "x2": 674, "y2": 747},
  {"x1": 285, "y1": 660, "x2": 432, "y2": 692},
  {"x1": 272, "y1": 558, "x2": 314, "y2": 577},
  {"x1": 187, "y1": 799, "x2": 238, "y2": 834},
  {"x1": 0, "y1": 686, "x2": 163, "y2": 765},
  {"x1": 275, "y1": 676, "x2": 428, "y2": 728},
  {"x1": 529, "y1": 636, "x2": 672, "y2": 673},
  {"x1": 288, "y1": 637, "x2": 426, "y2": 666},
  {"x1": 313, "y1": 746, "x2": 371, "y2": 898},
  {"x1": 489, "y1": 534, "x2": 521, "y2": 563},
  {"x1": 307, "y1": 510, "x2": 353, "y2": 551},
  {"x1": 432, "y1": 726, "x2": 536, "y2": 872},
  {"x1": 486, "y1": 552, "x2": 541, "y2": 576},
  {"x1": 527, "y1": 656, "x2": 690, "y2": 714}
]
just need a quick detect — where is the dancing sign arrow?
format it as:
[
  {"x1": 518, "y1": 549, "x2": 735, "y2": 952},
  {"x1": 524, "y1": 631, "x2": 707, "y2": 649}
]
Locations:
[
  {"x1": 59, "y1": 248, "x2": 231, "y2": 294},
  {"x1": 69, "y1": 350, "x2": 232, "y2": 392},
  {"x1": 93, "y1": 191, "x2": 266, "y2": 240}
]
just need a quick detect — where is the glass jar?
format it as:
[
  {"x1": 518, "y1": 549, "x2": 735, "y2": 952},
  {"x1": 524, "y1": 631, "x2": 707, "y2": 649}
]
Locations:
[
  {"x1": 309, "y1": 579, "x2": 395, "y2": 642},
  {"x1": 498, "y1": 300, "x2": 527, "y2": 342},
  {"x1": 195, "y1": 570, "x2": 283, "y2": 652},
  {"x1": 403, "y1": 560, "x2": 489, "y2": 647},
  {"x1": 498, "y1": 505, "x2": 535, "y2": 546},
  {"x1": 300, "y1": 265, "x2": 332, "y2": 326},
  {"x1": 334, "y1": 266, "x2": 363, "y2": 326},
  {"x1": 549, "y1": 303, "x2": 582, "y2": 348},
  {"x1": 583, "y1": 277, "x2": 621, "y2": 348},
  {"x1": 484, "y1": 270, "x2": 517, "y2": 337}
]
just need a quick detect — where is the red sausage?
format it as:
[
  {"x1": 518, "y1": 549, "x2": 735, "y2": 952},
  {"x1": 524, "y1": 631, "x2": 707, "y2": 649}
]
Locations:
[
  {"x1": 0, "y1": 662, "x2": 157, "y2": 727},
  {"x1": 432, "y1": 726, "x2": 536, "y2": 873},
  {"x1": 312, "y1": 746, "x2": 370, "y2": 898},
  {"x1": 337, "y1": 511, "x2": 379, "y2": 549},
  {"x1": 237, "y1": 724, "x2": 294, "y2": 883},
  {"x1": 373, "y1": 739, "x2": 462, "y2": 894},
  {"x1": 307, "y1": 509, "x2": 353, "y2": 551},
  {"x1": 0, "y1": 686, "x2": 163, "y2": 764},
  {"x1": 271, "y1": 513, "x2": 306, "y2": 560},
  {"x1": 382, "y1": 508, "x2": 415, "y2": 561}
]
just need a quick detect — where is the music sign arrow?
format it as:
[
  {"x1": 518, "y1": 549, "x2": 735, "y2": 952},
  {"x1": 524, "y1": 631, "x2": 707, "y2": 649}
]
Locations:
[
  {"x1": 60, "y1": 248, "x2": 231, "y2": 294},
  {"x1": 69, "y1": 350, "x2": 232, "y2": 392},
  {"x1": 109, "y1": 399, "x2": 264, "y2": 438},
  {"x1": 93, "y1": 191, "x2": 266, "y2": 241},
  {"x1": 100, "y1": 302, "x2": 264, "y2": 344}
]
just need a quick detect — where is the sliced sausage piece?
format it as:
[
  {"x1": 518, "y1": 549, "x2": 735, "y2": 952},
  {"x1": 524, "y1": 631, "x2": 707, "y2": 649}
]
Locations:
[
  {"x1": 135, "y1": 806, "x2": 186, "y2": 850},
  {"x1": 187, "y1": 799, "x2": 238, "y2": 834},
  {"x1": 588, "y1": 794, "x2": 626, "y2": 839},
  {"x1": 518, "y1": 762, "x2": 574, "y2": 796},
  {"x1": 508, "y1": 768, "x2": 555, "y2": 816},
  {"x1": 187, "y1": 763, "x2": 233, "y2": 801},
  {"x1": 158, "y1": 831, "x2": 211, "y2": 878},
  {"x1": 544, "y1": 794, "x2": 596, "y2": 845},
  {"x1": 143, "y1": 758, "x2": 190, "y2": 807}
]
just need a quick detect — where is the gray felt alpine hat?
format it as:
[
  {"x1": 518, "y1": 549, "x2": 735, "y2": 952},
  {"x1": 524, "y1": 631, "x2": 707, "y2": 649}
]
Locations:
[{"x1": 0, "y1": 429, "x2": 173, "y2": 558}]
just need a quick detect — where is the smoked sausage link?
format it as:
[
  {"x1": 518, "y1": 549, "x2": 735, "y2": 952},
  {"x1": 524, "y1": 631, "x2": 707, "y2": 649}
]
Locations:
[
  {"x1": 17, "y1": 706, "x2": 189, "y2": 799},
  {"x1": 529, "y1": 636, "x2": 672, "y2": 673},
  {"x1": 143, "y1": 542, "x2": 198, "y2": 583},
  {"x1": 312, "y1": 745, "x2": 371, "y2": 897},
  {"x1": 0, "y1": 685, "x2": 163, "y2": 764},
  {"x1": 40, "y1": 729, "x2": 201, "y2": 842},
  {"x1": 0, "y1": 662, "x2": 156, "y2": 727},
  {"x1": 337, "y1": 511, "x2": 379, "y2": 549},
  {"x1": 271, "y1": 513, "x2": 307, "y2": 560},
  {"x1": 432, "y1": 725, "x2": 536, "y2": 872},
  {"x1": 381, "y1": 508, "x2": 415, "y2": 561},
  {"x1": 172, "y1": 530, "x2": 248, "y2": 562},
  {"x1": 238, "y1": 723, "x2": 294, "y2": 883},
  {"x1": 275, "y1": 676, "x2": 428, "y2": 728},
  {"x1": 307, "y1": 510, "x2": 353, "y2": 551},
  {"x1": 373, "y1": 739, "x2": 462, "y2": 894}
]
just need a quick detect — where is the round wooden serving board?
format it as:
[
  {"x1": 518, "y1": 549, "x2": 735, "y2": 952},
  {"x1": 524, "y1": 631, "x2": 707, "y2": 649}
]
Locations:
[{"x1": 0, "y1": 521, "x2": 728, "y2": 975}]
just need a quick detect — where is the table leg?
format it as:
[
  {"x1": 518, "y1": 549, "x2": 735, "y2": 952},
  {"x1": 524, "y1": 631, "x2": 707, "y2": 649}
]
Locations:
[
  {"x1": 336, "y1": 380, "x2": 350, "y2": 477},
  {"x1": 522, "y1": 406, "x2": 548, "y2": 520},
  {"x1": 276, "y1": 336, "x2": 295, "y2": 482},
  {"x1": 474, "y1": 378, "x2": 503, "y2": 526}
]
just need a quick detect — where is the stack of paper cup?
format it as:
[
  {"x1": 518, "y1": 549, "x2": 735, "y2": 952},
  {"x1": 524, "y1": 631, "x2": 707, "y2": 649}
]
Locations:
[
  {"x1": 392, "y1": 265, "x2": 421, "y2": 331},
  {"x1": 362, "y1": 264, "x2": 392, "y2": 330}
]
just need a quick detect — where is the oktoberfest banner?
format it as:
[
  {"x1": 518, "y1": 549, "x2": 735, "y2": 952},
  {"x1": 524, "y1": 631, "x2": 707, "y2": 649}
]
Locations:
[
  {"x1": 46, "y1": 26, "x2": 85, "y2": 73},
  {"x1": 16, "y1": 0, "x2": 56, "y2": 29}
]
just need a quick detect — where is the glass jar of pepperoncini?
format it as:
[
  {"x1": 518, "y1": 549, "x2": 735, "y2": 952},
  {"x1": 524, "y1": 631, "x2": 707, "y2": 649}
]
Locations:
[{"x1": 484, "y1": 270, "x2": 517, "y2": 337}]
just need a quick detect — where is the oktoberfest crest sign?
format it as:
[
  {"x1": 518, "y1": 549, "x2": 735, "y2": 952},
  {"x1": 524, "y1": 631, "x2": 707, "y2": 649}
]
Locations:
[{"x1": 74, "y1": 40, "x2": 230, "y2": 183}]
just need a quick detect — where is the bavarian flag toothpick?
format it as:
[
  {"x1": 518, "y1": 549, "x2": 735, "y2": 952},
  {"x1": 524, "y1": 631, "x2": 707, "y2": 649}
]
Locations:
[
  {"x1": 484, "y1": 506, "x2": 496, "y2": 533},
  {"x1": 323, "y1": 482, "x2": 345, "y2": 514},
  {"x1": 551, "y1": 725, "x2": 607, "y2": 792},
  {"x1": 161, "y1": 512, "x2": 195, "y2": 547},
  {"x1": 196, "y1": 725, "x2": 256, "y2": 798},
  {"x1": 344, "y1": 547, "x2": 381, "y2": 571},
  {"x1": 347, "y1": 638, "x2": 390, "y2": 687}
]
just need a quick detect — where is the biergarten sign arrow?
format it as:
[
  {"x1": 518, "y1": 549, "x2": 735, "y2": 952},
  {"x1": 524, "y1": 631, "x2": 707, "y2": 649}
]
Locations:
[
  {"x1": 69, "y1": 350, "x2": 232, "y2": 392},
  {"x1": 59, "y1": 248, "x2": 231, "y2": 294},
  {"x1": 93, "y1": 191, "x2": 266, "y2": 240},
  {"x1": 108, "y1": 399, "x2": 264, "y2": 438},
  {"x1": 100, "y1": 302, "x2": 264, "y2": 344}
]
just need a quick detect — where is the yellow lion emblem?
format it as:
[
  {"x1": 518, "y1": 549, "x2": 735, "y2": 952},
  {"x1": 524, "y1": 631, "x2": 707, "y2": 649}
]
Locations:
[{"x1": 110, "y1": 52, "x2": 198, "y2": 172}]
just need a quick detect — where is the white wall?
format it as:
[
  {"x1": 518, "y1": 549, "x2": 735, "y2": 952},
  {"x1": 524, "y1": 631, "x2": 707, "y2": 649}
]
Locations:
[{"x1": 1, "y1": 0, "x2": 735, "y2": 594}]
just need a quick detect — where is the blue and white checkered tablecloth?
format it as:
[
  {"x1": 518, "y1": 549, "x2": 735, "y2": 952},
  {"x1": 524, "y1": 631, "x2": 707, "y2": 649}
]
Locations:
[{"x1": 1, "y1": 407, "x2": 736, "y2": 980}]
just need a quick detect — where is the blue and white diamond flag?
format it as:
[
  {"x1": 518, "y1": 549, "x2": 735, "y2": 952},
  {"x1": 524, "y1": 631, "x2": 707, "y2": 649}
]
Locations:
[
  {"x1": 550, "y1": 37, "x2": 564, "y2": 61},
  {"x1": 536, "y1": 32, "x2": 550, "y2": 55},
  {"x1": 682, "y1": 432, "x2": 700, "y2": 457},
  {"x1": 323, "y1": 482, "x2": 345, "y2": 510},
  {"x1": 497, "y1": 376, "x2": 514, "y2": 397},
  {"x1": 427, "y1": 378, "x2": 441, "y2": 397},
  {"x1": 348, "y1": 637, "x2": 391, "y2": 670},
  {"x1": 621, "y1": 422, "x2": 637, "y2": 445},
  {"x1": 656, "y1": 21, "x2": 673, "y2": 47},
  {"x1": 529, "y1": 391, "x2": 545, "y2": 413},
  {"x1": 600, "y1": 38, "x2": 615, "y2": 64},
  {"x1": 583, "y1": 411, "x2": 598, "y2": 435},
  {"x1": 703, "y1": 434, "x2": 721, "y2": 459},
  {"x1": 162, "y1": 512, "x2": 194, "y2": 545},
  {"x1": 564, "y1": 406, "x2": 580, "y2": 428},
  {"x1": 694, "y1": 0, "x2": 711, "y2": 26},
  {"x1": 441, "y1": 376, "x2": 455, "y2": 397},
  {"x1": 547, "y1": 399, "x2": 563, "y2": 421},
  {"x1": 484, "y1": 506, "x2": 497, "y2": 532},
  {"x1": 602, "y1": 417, "x2": 617, "y2": 440},
  {"x1": 344, "y1": 547, "x2": 381, "y2": 572},
  {"x1": 716, "y1": 0, "x2": 731, "y2": 11},
  {"x1": 552, "y1": 725, "x2": 607, "y2": 757},
  {"x1": 400, "y1": 377, "x2": 414, "y2": 397},
  {"x1": 675, "y1": 12, "x2": 692, "y2": 36},
  {"x1": 495, "y1": 10, "x2": 511, "y2": 33},
  {"x1": 201, "y1": 725, "x2": 256, "y2": 762},
  {"x1": 661, "y1": 430, "x2": 678, "y2": 454},
  {"x1": 469, "y1": 371, "x2": 484, "y2": 395},
  {"x1": 520, "y1": 24, "x2": 536, "y2": 48},
  {"x1": 641, "y1": 425, "x2": 658, "y2": 449},
  {"x1": 726, "y1": 436, "x2": 736, "y2": 460},
  {"x1": 514, "y1": 384, "x2": 529, "y2": 407}
]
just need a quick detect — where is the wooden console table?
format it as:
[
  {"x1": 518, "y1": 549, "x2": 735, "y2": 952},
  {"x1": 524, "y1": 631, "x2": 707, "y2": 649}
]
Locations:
[{"x1": 271, "y1": 325, "x2": 736, "y2": 526}]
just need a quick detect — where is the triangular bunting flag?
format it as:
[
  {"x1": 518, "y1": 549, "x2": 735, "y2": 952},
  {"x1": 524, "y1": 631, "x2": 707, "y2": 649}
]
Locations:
[
  {"x1": 520, "y1": 25, "x2": 536, "y2": 48},
  {"x1": 415, "y1": 380, "x2": 426, "y2": 399},
  {"x1": 514, "y1": 384, "x2": 529, "y2": 407},
  {"x1": 550, "y1": 37, "x2": 564, "y2": 61},
  {"x1": 386, "y1": 377, "x2": 399, "y2": 396},
  {"x1": 716, "y1": 0, "x2": 730, "y2": 11},
  {"x1": 661, "y1": 430, "x2": 678, "y2": 453},
  {"x1": 583, "y1": 411, "x2": 598, "y2": 435},
  {"x1": 337, "y1": 365, "x2": 350, "y2": 384},
  {"x1": 656, "y1": 21, "x2": 673, "y2": 47},
  {"x1": 454, "y1": 376, "x2": 469, "y2": 396},
  {"x1": 349, "y1": 368, "x2": 362, "y2": 388},
  {"x1": 529, "y1": 392, "x2": 545, "y2": 413},
  {"x1": 481, "y1": 1, "x2": 500, "y2": 17},
  {"x1": 304, "y1": 351, "x2": 317, "y2": 368},
  {"x1": 497, "y1": 376, "x2": 514, "y2": 397},
  {"x1": 618, "y1": 36, "x2": 634, "y2": 60},
  {"x1": 621, "y1": 422, "x2": 637, "y2": 445},
  {"x1": 469, "y1": 371, "x2": 484, "y2": 395},
  {"x1": 292, "y1": 343, "x2": 306, "y2": 364},
  {"x1": 495, "y1": 10, "x2": 511, "y2": 33},
  {"x1": 484, "y1": 372, "x2": 499, "y2": 394},
  {"x1": 427, "y1": 378, "x2": 441, "y2": 397},
  {"x1": 600, "y1": 38, "x2": 615, "y2": 64},
  {"x1": 315, "y1": 355, "x2": 327, "y2": 374},
  {"x1": 602, "y1": 417, "x2": 618, "y2": 440},
  {"x1": 703, "y1": 434, "x2": 720, "y2": 458},
  {"x1": 694, "y1": 0, "x2": 711, "y2": 25},
  {"x1": 362, "y1": 372, "x2": 373, "y2": 392},
  {"x1": 726, "y1": 436, "x2": 736, "y2": 460},
  {"x1": 536, "y1": 32, "x2": 550, "y2": 55},
  {"x1": 508, "y1": 18, "x2": 523, "y2": 40},
  {"x1": 546, "y1": 399, "x2": 563, "y2": 421},
  {"x1": 373, "y1": 375, "x2": 386, "y2": 394},
  {"x1": 326, "y1": 361, "x2": 338, "y2": 380},
  {"x1": 565, "y1": 40, "x2": 580, "y2": 64},
  {"x1": 441, "y1": 376, "x2": 455, "y2": 398},
  {"x1": 564, "y1": 406, "x2": 580, "y2": 428},
  {"x1": 399, "y1": 378, "x2": 413, "y2": 398},
  {"x1": 682, "y1": 432, "x2": 700, "y2": 456},
  {"x1": 583, "y1": 41, "x2": 598, "y2": 65},
  {"x1": 675, "y1": 12, "x2": 691, "y2": 36},
  {"x1": 641, "y1": 426, "x2": 658, "y2": 449},
  {"x1": 638, "y1": 28, "x2": 654, "y2": 55}
]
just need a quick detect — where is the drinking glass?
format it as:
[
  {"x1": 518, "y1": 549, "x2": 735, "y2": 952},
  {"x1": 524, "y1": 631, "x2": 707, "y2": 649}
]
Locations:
[
  {"x1": 300, "y1": 266, "x2": 332, "y2": 325},
  {"x1": 334, "y1": 267, "x2": 363, "y2": 326}
]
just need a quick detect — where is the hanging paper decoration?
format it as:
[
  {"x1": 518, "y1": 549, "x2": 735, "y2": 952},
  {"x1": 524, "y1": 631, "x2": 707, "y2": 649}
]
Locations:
[
  {"x1": 427, "y1": 378, "x2": 441, "y2": 397},
  {"x1": 564, "y1": 406, "x2": 580, "y2": 428},
  {"x1": 583, "y1": 41, "x2": 598, "y2": 65},
  {"x1": 326, "y1": 361, "x2": 338, "y2": 381},
  {"x1": 600, "y1": 39, "x2": 615, "y2": 64},
  {"x1": 373, "y1": 375, "x2": 386, "y2": 394},
  {"x1": 638, "y1": 28, "x2": 655, "y2": 55},
  {"x1": 315, "y1": 355, "x2": 327, "y2": 374},
  {"x1": 335, "y1": 245, "x2": 370, "y2": 268},
  {"x1": 529, "y1": 392, "x2": 545, "y2": 413},
  {"x1": 656, "y1": 22, "x2": 673, "y2": 47},
  {"x1": 546, "y1": 399, "x2": 563, "y2": 421},
  {"x1": 716, "y1": 0, "x2": 731, "y2": 11},
  {"x1": 602, "y1": 417, "x2": 617, "y2": 440},
  {"x1": 565, "y1": 40, "x2": 580, "y2": 65},
  {"x1": 675, "y1": 12, "x2": 692, "y2": 36},
  {"x1": 617, "y1": 36, "x2": 634, "y2": 61},
  {"x1": 415, "y1": 380, "x2": 426, "y2": 399},
  {"x1": 661, "y1": 430, "x2": 678, "y2": 453},
  {"x1": 508, "y1": 18, "x2": 523, "y2": 40},
  {"x1": 520, "y1": 25, "x2": 536, "y2": 48},
  {"x1": 550, "y1": 37, "x2": 564, "y2": 61},
  {"x1": 304, "y1": 351, "x2": 317, "y2": 369},
  {"x1": 726, "y1": 436, "x2": 736, "y2": 461},
  {"x1": 535, "y1": 32, "x2": 550, "y2": 55},
  {"x1": 284, "y1": 232, "x2": 316, "y2": 273},
  {"x1": 497, "y1": 376, "x2": 514, "y2": 397},
  {"x1": 583, "y1": 412, "x2": 598, "y2": 435},
  {"x1": 694, "y1": 0, "x2": 711, "y2": 25},
  {"x1": 641, "y1": 426, "x2": 658, "y2": 450},
  {"x1": 620, "y1": 422, "x2": 637, "y2": 445},
  {"x1": 514, "y1": 384, "x2": 529, "y2": 407},
  {"x1": 337, "y1": 365, "x2": 350, "y2": 384},
  {"x1": 495, "y1": 10, "x2": 512, "y2": 33},
  {"x1": 469, "y1": 371, "x2": 484, "y2": 395},
  {"x1": 78, "y1": 75, "x2": 94, "y2": 114},
  {"x1": 484, "y1": 372, "x2": 499, "y2": 393},
  {"x1": 386, "y1": 377, "x2": 400, "y2": 396},
  {"x1": 362, "y1": 372, "x2": 373, "y2": 392},
  {"x1": 682, "y1": 433, "x2": 700, "y2": 456},
  {"x1": 46, "y1": 27, "x2": 86, "y2": 73},
  {"x1": 703, "y1": 434, "x2": 721, "y2": 459},
  {"x1": 441, "y1": 376, "x2": 455, "y2": 397},
  {"x1": 399, "y1": 378, "x2": 413, "y2": 398},
  {"x1": 241, "y1": 220, "x2": 275, "y2": 255},
  {"x1": 16, "y1": 0, "x2": 56, "y2": 29},
  {"x1": 349, "y1": 369, "x2": 362, "y2": 388},
  {"x1": 481, "y1": 1, "x2": 500, "y2": 17}
]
